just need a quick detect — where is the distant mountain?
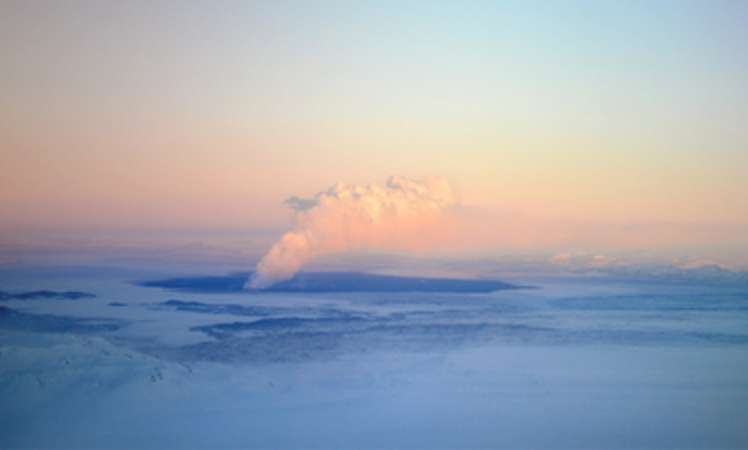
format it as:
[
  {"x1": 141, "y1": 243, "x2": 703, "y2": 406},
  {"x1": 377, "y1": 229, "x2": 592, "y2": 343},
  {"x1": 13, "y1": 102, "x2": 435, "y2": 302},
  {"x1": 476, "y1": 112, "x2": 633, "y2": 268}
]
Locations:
[
  {"x1": 139, "y1": 271, "x2": 521, "y2": 294},
  {"x1": 0, "y1": 290, "x2": 96, "y2": 301},
  {"x1": 600, "y1": 264, "x2": 748, "y2": 286}
]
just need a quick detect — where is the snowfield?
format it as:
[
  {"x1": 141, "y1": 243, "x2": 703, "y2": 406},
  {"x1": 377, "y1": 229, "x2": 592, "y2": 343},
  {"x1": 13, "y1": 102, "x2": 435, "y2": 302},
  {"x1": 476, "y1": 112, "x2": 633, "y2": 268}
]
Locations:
[{"x1": 1, "y1": 266, "x2": 747, "y2": 449}]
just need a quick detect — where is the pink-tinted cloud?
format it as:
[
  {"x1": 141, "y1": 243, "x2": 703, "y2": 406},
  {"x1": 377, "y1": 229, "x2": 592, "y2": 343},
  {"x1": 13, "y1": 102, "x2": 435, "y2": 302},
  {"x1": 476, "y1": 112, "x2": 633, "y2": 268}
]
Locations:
[{"x1": 248, "y1": 176, "x2": 456, "y2": 288}]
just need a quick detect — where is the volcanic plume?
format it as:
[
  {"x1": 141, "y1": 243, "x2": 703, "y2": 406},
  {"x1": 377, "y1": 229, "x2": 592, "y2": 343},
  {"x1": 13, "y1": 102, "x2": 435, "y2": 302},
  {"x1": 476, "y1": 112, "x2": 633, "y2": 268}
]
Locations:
[{"x1": 247, "y1": 176, "x2": 456, "y2": 289}]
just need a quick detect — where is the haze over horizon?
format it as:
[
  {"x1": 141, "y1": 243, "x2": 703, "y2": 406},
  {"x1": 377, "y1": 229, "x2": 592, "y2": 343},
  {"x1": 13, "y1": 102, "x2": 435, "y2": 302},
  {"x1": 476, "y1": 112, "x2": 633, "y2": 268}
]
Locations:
[{"x1": 2, "y1": 1, "x2": 747, "y2": 268}]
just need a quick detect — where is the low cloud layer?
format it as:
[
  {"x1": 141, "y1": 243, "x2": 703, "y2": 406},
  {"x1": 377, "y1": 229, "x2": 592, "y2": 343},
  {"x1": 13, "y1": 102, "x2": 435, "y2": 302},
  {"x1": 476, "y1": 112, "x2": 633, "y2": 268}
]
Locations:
[{"x1": 247, "y1": 176, "x2": 456, "y2": 289}]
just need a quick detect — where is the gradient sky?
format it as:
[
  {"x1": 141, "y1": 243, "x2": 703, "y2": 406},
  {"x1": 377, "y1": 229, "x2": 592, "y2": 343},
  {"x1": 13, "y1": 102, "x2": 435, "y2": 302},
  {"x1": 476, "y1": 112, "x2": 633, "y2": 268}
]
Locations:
[{"x1": 2, "y1": 1, "x2": 747, "y2": 257}]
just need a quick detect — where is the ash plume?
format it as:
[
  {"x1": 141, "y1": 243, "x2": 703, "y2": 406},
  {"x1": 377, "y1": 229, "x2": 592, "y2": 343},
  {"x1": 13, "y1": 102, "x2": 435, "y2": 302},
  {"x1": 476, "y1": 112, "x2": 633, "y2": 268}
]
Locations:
[{"x1": 247, "y1": 176, "x2": 456, "y2": 289}]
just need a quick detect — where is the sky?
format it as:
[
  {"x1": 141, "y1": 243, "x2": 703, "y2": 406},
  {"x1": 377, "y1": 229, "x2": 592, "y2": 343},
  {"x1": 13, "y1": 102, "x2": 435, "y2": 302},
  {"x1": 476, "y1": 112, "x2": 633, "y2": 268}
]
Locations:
[{"x1": 1, "y1": 1, "x2": 747, "y2": 266}]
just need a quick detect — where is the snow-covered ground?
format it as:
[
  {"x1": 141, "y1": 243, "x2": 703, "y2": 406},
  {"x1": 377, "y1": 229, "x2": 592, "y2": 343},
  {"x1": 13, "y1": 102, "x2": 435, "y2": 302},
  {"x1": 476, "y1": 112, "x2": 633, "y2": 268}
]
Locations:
[{"x1": 1, "y1": 266, "x2": 747, "y2": 449}]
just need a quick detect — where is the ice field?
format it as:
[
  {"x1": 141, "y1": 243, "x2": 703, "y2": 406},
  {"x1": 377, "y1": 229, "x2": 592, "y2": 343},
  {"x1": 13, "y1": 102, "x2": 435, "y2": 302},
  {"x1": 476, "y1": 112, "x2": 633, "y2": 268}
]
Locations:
[{"x1": 1, "y1": 265, "x2": 747, "y2": 449}]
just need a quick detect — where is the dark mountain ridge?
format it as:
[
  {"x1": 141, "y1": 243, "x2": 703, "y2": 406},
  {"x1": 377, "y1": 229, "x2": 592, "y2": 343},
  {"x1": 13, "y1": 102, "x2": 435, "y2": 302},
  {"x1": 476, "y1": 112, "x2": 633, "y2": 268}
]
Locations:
[{"x1": 139, "y1": 271, "x2": 522, "y2": 294}]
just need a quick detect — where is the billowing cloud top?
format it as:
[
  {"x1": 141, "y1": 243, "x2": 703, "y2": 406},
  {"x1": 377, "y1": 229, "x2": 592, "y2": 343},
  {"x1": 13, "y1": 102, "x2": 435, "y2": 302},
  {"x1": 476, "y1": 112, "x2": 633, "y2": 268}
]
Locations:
[{"x1": 247, "y1": 176, "x2": 456, "y2": 289}]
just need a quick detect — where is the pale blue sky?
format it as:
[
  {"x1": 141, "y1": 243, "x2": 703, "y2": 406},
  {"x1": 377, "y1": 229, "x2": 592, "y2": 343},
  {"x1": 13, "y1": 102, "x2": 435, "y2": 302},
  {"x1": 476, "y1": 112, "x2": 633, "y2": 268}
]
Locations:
[{"x1": 1, "y1": 1, "x2": 746, "y2": 236}]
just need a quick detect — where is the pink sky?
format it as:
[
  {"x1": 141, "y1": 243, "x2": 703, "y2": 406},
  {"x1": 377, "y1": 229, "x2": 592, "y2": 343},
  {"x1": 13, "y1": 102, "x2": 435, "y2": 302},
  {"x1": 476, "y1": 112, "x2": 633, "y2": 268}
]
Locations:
[{"x1": 2, "y1": 2, "x2": 747, "y2": 267}]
